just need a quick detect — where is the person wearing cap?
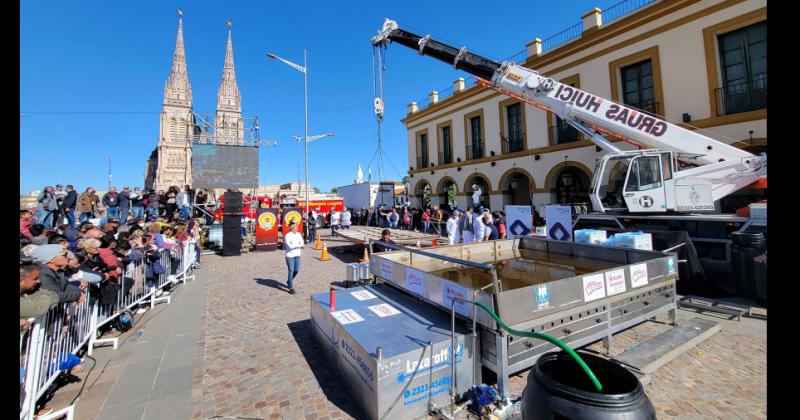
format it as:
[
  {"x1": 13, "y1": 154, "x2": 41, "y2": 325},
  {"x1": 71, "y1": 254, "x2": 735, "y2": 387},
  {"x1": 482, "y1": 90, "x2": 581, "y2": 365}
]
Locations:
[
  {"x1": 447, "y1": 210, "x2": 461, "y2": 245},
  {"x1": 284, "y1": 220, "x2": 304, "y2": 295},
  {"x1": 32, "y1": 244, "x2": 84, "y2": 304}
]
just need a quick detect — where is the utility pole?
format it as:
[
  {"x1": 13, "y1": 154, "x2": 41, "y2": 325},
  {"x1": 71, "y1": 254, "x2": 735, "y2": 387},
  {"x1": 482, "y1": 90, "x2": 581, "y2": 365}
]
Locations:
[{"x1": 108, "y1": 156, "x2": 112, "y2": 190}]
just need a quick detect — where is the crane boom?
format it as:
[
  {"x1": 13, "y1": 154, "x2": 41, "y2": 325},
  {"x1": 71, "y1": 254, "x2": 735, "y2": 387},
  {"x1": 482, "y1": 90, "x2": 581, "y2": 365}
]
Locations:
[{"x1": 372, "y1": 19, "x2": 766, "y2": 213}]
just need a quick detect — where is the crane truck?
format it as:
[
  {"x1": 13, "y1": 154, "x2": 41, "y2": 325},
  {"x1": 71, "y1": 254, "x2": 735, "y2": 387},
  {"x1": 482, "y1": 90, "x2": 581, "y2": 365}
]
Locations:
[{"x1": 372, "y1": 19, "x2": 767, "y2": 298}]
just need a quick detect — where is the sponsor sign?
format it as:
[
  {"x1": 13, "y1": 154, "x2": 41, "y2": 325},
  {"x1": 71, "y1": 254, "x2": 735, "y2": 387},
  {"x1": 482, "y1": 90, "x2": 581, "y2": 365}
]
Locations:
[
  {"x1": 582, "y1": 273, "x2": 607, "y2": 302},
  {"x1": 368, "y1": 303, "x2": 401, "y2": 318},
  {"x1": 350, "y1": 290, "x2": 377, "y2": 301},
  {"x1": 605, "y1": 269, "x2": 626, "y2": 296},
  {"x1": 666, "y1": 257, "x2": 677, "y2": 276},
  {"x1": 282, "y1": 207, "x2": 304, "y2": 235},
  {"x1": 630, "y1": 263, "x2": 649, "y2": 288},
  {"x1": 535, "y1": 283, "x2": 551, "y2": 310},
  {"x1": 255, "y1": 208, "x2": 279, "y2": 251},
  {"x1": 331, "y1": 309, "x2": 365, "y2": 325},
  {"x1": 379, "y1": 259, "x2": 393, "y2": 281},
  {"x1": 442, "y1": 281, "x2": 470, "y2": 317},
  {"x1": 405, "y1": 268, "x2": 425, "y2": 295},
  {"x1": 505, "y1": 205, "x2": 532, "y2": 238},
  {"x1": 545, "y1": 205, "x2": 572, "y2": 241}
]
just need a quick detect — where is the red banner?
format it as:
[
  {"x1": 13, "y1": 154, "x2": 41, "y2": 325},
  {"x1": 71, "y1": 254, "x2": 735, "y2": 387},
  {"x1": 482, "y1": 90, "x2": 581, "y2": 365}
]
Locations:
[
  {"x1": 255, "y1": 208, "x2": 279, "y2": 251},
  {"x1": 282, "y1": 207, "x2": 304, "y2": 236}
]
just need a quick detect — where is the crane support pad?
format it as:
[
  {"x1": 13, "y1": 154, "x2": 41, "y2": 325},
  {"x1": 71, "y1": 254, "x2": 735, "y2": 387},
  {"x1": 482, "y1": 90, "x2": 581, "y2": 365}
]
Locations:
[{"x1": 614, "y1": 317, "x2": 719, "y2": 373}]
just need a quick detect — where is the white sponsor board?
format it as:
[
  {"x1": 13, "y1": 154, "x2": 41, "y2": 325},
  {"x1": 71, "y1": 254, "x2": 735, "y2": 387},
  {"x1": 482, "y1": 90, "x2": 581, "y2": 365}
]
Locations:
[
  {"x1": 350, "y1": 290, "x2": 377, "y2": 301},
  {"x1": 367, "y1": 303, "x2": 401, "y2": 318},
  {"x1": 405, "y1": 268, "x2": 425, "y2": 295},
  {"x1": 582, "y1": 273, "x2": 607, "y2": 302},
  {"x1": 505, "y1": 205, "x2": 533, "y2": 238},
  {"x1": 630, "y1": 263, "x2": 649, "y2": 288},
  {"x1": 331, "y1": 309, "x2": 365, "y2": 325},
  {"x1": 604, "y1": 269, "x2": 627, "y2": 296},
  {"x1": 379, "y1": 259, "x2": 393, "y2": 281},
  {"x1": 442, "y1": 280, "x2": 470, "y2": 317},
  {"x1": 545, "y1": 205, "x2": 573, "y2": 241}
]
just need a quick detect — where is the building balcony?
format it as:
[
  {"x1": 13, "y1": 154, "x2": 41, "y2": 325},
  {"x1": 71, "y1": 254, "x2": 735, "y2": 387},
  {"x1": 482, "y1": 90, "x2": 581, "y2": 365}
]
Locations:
[
  {"x1": 502, "y1": 134, "x2": 525, "y2": 154},
  {"x1": 416, "y1": 156, "x2": 429, "y2": 169},
  {"x1": 466, "y1": 143, "x2": 484, "y2": 160},
  {"x1": 714, "y1": 77, "x2": 767, "y2": 116},
  {"x1": 438, "y1": 151, "x2": 453, "y2": 165}
]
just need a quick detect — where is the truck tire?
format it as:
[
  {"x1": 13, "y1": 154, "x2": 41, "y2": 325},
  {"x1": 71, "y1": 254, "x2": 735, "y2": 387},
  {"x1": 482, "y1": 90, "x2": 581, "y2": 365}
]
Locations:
[{"x1": 315, "y1": 216, "x2": 325, "y2": 229}]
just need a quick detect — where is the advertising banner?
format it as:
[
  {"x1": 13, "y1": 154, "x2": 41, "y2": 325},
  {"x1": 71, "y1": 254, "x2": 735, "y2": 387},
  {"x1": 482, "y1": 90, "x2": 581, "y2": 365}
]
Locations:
[
  {"x1": 545, "y1": 205, "x2": 573, "y2": 241},
  {"x1": 505, "y1": 205, "x2": 532, "y2": 238},
  {"x1": 255, "y1": 208, "x2": 279, "y2": 251},
  {"x1": 282, "y1": 207, "x2": 304, "y2": 236}
]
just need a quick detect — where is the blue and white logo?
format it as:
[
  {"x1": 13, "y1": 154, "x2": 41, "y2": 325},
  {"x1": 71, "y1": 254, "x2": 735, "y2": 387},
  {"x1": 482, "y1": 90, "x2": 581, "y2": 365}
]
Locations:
[
  {"x1": 666, "y1": 257, "x2": 676, "y2": 275},
  {"x1": 536, "y1": 284, "x2": 550, "y2": 304}
]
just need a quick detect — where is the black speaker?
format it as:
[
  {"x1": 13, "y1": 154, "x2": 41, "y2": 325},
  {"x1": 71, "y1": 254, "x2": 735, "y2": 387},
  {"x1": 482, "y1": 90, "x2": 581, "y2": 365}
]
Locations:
[
  {"x1": 222, "y1": 216, "x2": 242, "y2": 256},
  {"x1": 223, "y1": 191, "x2": 243, "y2": 213}
]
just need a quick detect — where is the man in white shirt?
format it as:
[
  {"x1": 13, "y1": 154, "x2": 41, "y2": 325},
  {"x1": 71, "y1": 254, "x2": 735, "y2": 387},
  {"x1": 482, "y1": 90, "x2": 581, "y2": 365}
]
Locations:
[
  {"x1": 341, "y1": 208, "x2": 352, "y2": 230},
  {"x1": 446, "y1": 210, "x2": 461, "y2": 245},
  {"x1": 482, "y1": 209, "x2": 493, "y2": 241},
  {"x1": 472, "y1": 207, "x2": 486, "y2": 242},
  {"x1": 284, "y1": 221, "x2": 304, "y2": 295}
]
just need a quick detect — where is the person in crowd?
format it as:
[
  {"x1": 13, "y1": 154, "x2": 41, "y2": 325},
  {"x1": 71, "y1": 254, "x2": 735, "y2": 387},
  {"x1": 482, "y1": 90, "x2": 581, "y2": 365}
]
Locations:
[
  {"x1": 54, "y1": 184, "x2": 67, "y2": 226},
  {"x1": 330, "y1": 209, "x2": 341, "y2": 231},
  {"x1": 20, "y1": 210, "x2": 34, "y2": 239},
  {"x1": 483, "y1": 214, "x2": 499, "y2": 240},
  {"x1": 446, "y1": 210, "x2": 461, "y2": 245},
  {"x1": 100, "y1": 222, "x2": 116, "y2": 236},
  {"x1": 30, "y1": 224, "x2": 48, "y2": 245},
  {"x1": 118, "y1": 187, "x2": 131, "y2": 223},
  {"x1": 388, "y1": 208, "x2": 400, "y2": 229},
  {"x1": 422, "y1": 209, "x2": 431, "y2": 233},
  {"x1": 341, "y1": 207, "x2": 352, "y2": 230},
  {"x1": 306, "y1": 210, "x2": 317, "y2": 244},
  {"x1": 61, "y1": 185, "x2": 78, "y2": 228},
  {"x1": 481, "y1": 209, "x2": 493, "y2": 241},
  {"x1": 31, "y1": 244, "x2": 85, "y2": 304},
  {"x1": 130, "y1": 187, "x2": 145, "y2": 221},
  {"x1": 102, "y1": 187, "x2": 120, "y2": 222},
  {"x1": 493, "y1": 211, "x2": 507, "y2": 239},
  {"x1": 283, "y1": 220, "x2": 304, "y2": 295},
  {"x1": 473, "y1": 207, "x2": 486, "y2": 242},
  {"x1": 148, "y1": 223, "x2": 173, "y2": 249},
  {"x1": 37, "y1": 186, "x2": 59, "y2": 227},
  {"x1": 178, "y1": 185, "x2": 193, "y2": 220},
  {"x1": 165, "y1": 187, "x2": 178, "y2": 218},
  {"x1": 20, "y1": 263, "x2": 59, "y2": 330},
  {"x1": 144, "y1": 189, "x2": 158, "y2": 221},
  {"x1": 459, "y1": 207, "x2": 474, "y2": 243},
  {"x1": 373, "y1": 229, "x2": 397, "y2": 253},
  {"x1": 78, "y1": 187, "x2": 98, "y2": 223},
  {"x1": 194, "y1": 190, "x2": 207, "y2": 218},
  {"x1": 402, "y1": 208, "x2": 412, "y2": 231}
]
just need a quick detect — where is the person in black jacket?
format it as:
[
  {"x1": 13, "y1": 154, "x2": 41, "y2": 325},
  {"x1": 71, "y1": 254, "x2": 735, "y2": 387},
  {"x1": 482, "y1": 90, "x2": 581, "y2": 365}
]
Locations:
[
  {"x1": 30, "y1": 244, "x2": 85, "y2": 305},
  {"x1": 118, "y1": 187, "x2": 132, "y2": 224},
  {"x1": 61, "y1": 185, "x2": 78, "y2": 228}
]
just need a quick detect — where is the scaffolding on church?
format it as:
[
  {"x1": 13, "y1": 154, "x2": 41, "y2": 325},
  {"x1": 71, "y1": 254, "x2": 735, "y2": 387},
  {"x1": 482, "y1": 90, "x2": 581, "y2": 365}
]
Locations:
[{"x1": 188, "y1": 112, "x2": 271, "y2": 147}]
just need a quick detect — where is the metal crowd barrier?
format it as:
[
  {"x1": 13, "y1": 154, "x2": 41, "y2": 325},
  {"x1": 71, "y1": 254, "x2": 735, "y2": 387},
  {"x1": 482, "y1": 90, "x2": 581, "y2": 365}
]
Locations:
[{"x1": 20, "y1": 238, "x2": 198, "y2": 420}]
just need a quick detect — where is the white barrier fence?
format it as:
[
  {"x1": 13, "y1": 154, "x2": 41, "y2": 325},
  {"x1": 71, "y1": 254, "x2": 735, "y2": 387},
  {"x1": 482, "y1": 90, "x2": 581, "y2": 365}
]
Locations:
[{"x1": 20, "y1": 239, "x2": 198, "y2": 420}]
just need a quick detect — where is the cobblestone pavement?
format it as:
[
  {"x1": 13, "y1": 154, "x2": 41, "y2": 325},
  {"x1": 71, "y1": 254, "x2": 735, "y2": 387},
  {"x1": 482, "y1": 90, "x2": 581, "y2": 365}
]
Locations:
[{"x1": 183, "y1": 232, "x2": 766, "y2": 419}]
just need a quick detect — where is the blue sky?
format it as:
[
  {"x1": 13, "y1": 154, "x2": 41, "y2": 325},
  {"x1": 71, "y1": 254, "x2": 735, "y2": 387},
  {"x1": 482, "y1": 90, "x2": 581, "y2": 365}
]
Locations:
[{"x1": 21, "y1": 0, "x2": 609, "y2": 194}]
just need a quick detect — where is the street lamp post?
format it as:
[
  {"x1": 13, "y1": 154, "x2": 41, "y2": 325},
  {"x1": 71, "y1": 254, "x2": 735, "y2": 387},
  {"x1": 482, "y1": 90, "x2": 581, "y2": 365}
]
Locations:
[{"x1": 268, "y1": 50, "x2": 311, "y2": 236}]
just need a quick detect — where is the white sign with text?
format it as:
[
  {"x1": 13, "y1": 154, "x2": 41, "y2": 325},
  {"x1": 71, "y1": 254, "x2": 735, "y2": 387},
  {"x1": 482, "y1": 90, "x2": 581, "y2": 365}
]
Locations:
[
  {"x1": 368, "y1": 303, "x2": 401, "y2": 318},
  {"x1": 604, "y1": 269, "x2": 627, "y2": 296},
  {"x1": 630, "y1": 263, "x2": 649, "y2": 288},
  {"x1": 331, "y1": 309, "x2": 365, "y2": 325},
  {"x1": 583, "y1": 273, "x2": 607, "y2": 302}
]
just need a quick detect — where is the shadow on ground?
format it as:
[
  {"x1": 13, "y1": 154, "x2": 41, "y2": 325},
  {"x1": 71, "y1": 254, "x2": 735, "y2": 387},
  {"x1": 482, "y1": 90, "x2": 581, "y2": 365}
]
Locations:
[
  {"x1": 254, "y1": 278, "x2": 291, "y2": 293},
  {"x1": 287, "y1": 319, "x2": 367, "y2": 420}
]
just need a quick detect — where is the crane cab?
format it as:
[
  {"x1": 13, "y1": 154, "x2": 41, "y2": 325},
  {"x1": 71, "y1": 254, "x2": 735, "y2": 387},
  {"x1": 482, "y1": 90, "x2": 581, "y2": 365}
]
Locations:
[{"x1": 591, "y1": 150, "x2": 690, "y2": 213}]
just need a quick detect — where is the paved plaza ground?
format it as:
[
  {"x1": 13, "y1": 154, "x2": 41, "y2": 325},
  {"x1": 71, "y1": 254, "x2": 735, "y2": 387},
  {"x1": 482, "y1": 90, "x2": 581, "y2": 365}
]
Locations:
[{"x1": 47, "y1": 231, "x2": 766, "y2": 419}]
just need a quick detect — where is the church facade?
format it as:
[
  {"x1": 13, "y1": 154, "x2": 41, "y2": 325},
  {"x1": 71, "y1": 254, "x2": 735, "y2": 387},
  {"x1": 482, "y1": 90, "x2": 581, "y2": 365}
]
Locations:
[{"x1": 145, "y1": 13, "x2": 244, "y2": 192}]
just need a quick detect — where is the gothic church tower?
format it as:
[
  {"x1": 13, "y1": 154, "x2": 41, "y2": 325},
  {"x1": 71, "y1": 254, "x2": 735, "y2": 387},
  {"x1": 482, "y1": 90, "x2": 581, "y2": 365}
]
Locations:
[{"x1": 215, "y1": 22, "x2": 243, "y2": 144}]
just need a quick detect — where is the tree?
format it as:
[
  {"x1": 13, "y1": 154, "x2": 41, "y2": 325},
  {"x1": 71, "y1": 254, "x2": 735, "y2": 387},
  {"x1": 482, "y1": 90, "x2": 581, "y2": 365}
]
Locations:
[
  {"x1": 313, "y1": 187, "x2": 321, "y2": 194},
  {"x1": 331, "y1": 187, "x2": 338, "y2": 194},
  {"x1": 401, "y1": 175, "x2": 410, "y2": 184}
]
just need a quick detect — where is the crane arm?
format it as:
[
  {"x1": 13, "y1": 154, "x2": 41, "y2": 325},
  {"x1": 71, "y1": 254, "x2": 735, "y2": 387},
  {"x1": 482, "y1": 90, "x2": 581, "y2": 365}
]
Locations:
[{"x1": 372, "y1": 19, "x2": 765, "y2": 172}]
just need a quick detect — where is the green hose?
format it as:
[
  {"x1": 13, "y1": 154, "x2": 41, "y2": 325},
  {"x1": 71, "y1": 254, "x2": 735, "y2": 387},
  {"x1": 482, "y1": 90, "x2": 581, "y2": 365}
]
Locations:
[{"x1": 471, "y1": 301, "x2": 604, "y2": 393}]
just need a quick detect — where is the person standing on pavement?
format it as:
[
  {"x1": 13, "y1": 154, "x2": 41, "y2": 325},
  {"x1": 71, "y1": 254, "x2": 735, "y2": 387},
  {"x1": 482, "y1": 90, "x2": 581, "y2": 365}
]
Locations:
[
  {"x1": 146, "y1": 189, "x2": 160, "y2": 221},
  {"x1": 77, "y1": 187, "x2": 97, "y2": 223},
  {"x1": 102, "y1": 187, "x2": 120, "y2": 222},
  {"x1": 483, "y1": 214, "x2": 499, "y2": 240},
  {"x1": 37, "y1": 186, "x2": 59, "y2": 228},
  {"x1": 131, "y1": 187, "x2": 145, "y2": 221},
  {"x1": 422, "y1": 209, "x2": 431, "y2": 233},
  {"x1": 446, "y1": 210, "x2": 461, "y2": 245},
  {"x1": 284, "y1": 221, "x2": 304, "y2": 295},
  {"x1": 473, "y1": 207, "x2": 486, "y2": 242},
  {"x1": 341, "y1": 208, "x2": 352, "y2": 230},
  {"x1": 61, "y1": 185, "x2": 78, "y2": 228},
  {"x1": 459, "y1": 207, "x2": 474, "y2": 243},
  {"x1": 118, "y1": 187, "x2": 132, "y2": 223},
  {"x1": 54, "y1": 184, "x2": 67, "y2": 226}
]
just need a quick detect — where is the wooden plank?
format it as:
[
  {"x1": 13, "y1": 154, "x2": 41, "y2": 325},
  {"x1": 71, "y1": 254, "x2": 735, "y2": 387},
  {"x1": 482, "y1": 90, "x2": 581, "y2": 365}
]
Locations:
[
  {"x1": 614, "y1": 318, "x2": 720, "y2": 374},
  {"x1": 333, "y1": 226, "x2": 440, "y2": 245}
]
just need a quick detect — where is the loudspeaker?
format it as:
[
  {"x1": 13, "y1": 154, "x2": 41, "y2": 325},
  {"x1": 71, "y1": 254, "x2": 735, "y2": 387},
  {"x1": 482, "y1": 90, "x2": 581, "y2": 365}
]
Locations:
[
  {"x1": 223, "y1": 191, "x2": 243, "y2": 213},
  {"x1": 222, "y1": 216, "x2": 242, "y2": 256}
]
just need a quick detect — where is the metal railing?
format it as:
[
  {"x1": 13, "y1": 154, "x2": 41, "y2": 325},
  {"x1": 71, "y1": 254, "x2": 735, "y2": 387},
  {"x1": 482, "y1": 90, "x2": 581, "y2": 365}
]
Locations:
[
  {"x1": 549, "y1": 123, "x2": 581, "y2": 145},
  {"x1": 19, "y1": 239, "x2": 197, "y2": 420},
  {"x1": 466, "y1": 143, "x2": 484, "y2": 160},
  {"x1": 604, "y1": 0, "x2": 658, "y2": 24},
  {"x1": 502, "y1": 135, "x2": 525, "y2": 154},
  {"x1": 438, "y1": 151, "x2": 453, "y2": 165},
  {"x1": 714, "y1": 78, "x2": 767, "y2": 116},
  {"x1": 416, "y1": 155, "x2": 429, "y2": 169}
]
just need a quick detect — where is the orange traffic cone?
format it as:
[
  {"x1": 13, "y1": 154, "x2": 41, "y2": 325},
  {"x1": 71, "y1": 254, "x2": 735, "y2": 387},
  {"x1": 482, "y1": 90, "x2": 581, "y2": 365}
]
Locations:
[
  {"x1": 314, "y1": 232, "x2": 322, "y2": 250},
  {"x1": 320, "y1": 242, "x2": 330, "y2": 261},
  {"x1": 362, "y1": 247, "x2": 370, "y2": 263},
  {"x1": 431, "y1": 238, "x2": 438, "y2": 247}
]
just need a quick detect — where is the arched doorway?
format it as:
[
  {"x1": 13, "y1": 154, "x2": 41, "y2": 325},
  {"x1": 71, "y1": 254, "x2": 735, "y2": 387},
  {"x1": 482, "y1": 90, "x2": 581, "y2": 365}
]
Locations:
[
  {"x1": 500, "y1": 169, "x2": 533, "y2": 207},
  {"x1": 464, "y1": 174, "x2": 491, "y2": 209},
  {"x1": 436, "y1": 178, "x2": 458, "y2": 211},
  {"x1": 552, "y1": 167, "x2": 591, "y2": 204},
  {"x1": 414, "y1": 180, "x2": 433, "y2": 208}
]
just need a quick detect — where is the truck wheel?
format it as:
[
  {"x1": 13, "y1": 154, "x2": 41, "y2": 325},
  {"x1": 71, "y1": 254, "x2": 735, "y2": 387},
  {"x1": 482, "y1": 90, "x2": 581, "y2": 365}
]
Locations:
[{"x1": 315, "y1": 216, "x2": 325, "y2": 229}]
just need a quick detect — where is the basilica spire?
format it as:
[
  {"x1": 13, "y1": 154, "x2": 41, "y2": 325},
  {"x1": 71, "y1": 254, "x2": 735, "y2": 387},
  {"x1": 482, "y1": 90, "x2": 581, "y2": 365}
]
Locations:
[
  {"x1": 216, "y1": 21, "x2": 241, "y2": 113},
  {"x1": 163, "y1": 9, "x2": 193, "y2": 107}
]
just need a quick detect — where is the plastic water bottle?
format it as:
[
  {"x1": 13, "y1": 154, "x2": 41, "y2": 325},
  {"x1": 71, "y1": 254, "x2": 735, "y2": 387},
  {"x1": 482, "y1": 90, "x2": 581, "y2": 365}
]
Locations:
[{"x1": 131, "y1": 330, "x2": 143, "y2": 341}]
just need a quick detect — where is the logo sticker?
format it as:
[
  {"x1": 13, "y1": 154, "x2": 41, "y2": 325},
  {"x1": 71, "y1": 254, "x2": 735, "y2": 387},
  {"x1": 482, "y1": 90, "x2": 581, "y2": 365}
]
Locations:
[
  {"x1": 350, "y1": 290, "x2": 377, "y2": 301},
  {"x1": 284, "y1": 211, "x2": 302, "y2": 226},
  {"x1": 331, "y1": 309, "x2": 365, "y2": 325},
  {"x1": 379, "y1": 259, "x2": 393, "y2": 281},
  {"x1": 666, "y1": 257, "x2": 676, "y2": 275},
  {"x1": 506, "y1": 72, "x2": 524, "y2": 83},
  {"x1": 405, "y1": 268, "x2": 425, "y2": 295},
  {"x1": 605, "y1": 269, "x2": 626, "y2": 296},
  {"x1": 258, "y1": 212, "x2": 276, "y2": 229},
  {"x1": 368, "y1": 303, "x2": 401, "y2": 318},
  {"x1": 582, "y1": 273, "x2": 606, "y2": 302},
  {"x1": 630, "y1": 263, "x2": 649, "y2": 288},
  {"x1": 535, "y1": 283, "x2": 550, "y2": 310},
  {"x1": 638, "y1": 196, "x2": 654, "y2": 208}
]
